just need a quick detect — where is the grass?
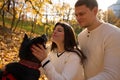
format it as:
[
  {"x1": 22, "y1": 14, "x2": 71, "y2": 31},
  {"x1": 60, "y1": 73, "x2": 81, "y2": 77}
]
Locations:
[{"x1": 0, "y1": 16, "x2": 46, "y2": 35}]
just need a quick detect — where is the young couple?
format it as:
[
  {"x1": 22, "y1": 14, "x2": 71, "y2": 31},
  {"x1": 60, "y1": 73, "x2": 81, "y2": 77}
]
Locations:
[{"x1": 31, "y1": 0, "x2": 120, "y2": 80}]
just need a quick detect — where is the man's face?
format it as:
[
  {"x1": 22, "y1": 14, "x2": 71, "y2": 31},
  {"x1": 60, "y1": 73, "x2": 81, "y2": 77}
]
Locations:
[{"x1": 75, "y1": 5, "x2": 97, "y2": 28}]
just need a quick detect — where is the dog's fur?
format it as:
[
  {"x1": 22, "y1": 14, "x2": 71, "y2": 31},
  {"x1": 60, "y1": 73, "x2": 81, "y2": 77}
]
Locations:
[{"x1": 0, "y1": 34, "x2": 47, "y2": 80}]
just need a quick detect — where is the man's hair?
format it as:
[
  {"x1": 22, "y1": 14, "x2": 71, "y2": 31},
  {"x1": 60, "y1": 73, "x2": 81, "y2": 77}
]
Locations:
[{"x1": 75, "y1": 0, "x2": 98, "y2": 10}]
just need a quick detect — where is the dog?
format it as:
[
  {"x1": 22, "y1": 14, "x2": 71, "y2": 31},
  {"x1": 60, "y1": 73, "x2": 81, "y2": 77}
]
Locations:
[{"x1": 0, "y1": 33, "x2": 47, "y2": 80}]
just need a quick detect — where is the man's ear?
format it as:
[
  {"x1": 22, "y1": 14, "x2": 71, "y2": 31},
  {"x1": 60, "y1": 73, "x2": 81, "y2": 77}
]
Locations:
[{"x1": 93, "y1": 7, "x2": 98, "y2": 16}]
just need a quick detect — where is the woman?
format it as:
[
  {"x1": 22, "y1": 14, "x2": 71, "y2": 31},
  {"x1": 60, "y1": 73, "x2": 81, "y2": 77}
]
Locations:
[{"x1": 31, "y1": 22, "x2": 86, "y2": 80}]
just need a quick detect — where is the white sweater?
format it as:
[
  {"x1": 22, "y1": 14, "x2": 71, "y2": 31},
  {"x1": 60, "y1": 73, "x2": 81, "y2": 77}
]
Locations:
[
  {"x1": 41, "y1": 51, "x2": 84, "y2": 80},
  {"x1": 78, "y1": 23, "x2": 120, "y2": 80}
]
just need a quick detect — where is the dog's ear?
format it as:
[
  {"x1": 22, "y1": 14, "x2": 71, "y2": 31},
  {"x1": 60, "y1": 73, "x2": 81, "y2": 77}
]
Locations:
[
  {"x1": 19, "y1": 34, "x2": 29, "y2": 52},
  {"x1": 20, "y1": 33, "x2": 30, "y2": 48},
  {"x1": 41, "y1": 34, "x2": 47, "y2": 43},
  {"x1": 19, "y1": 34, "x2": 30, "y2": 60},
  {"x1": 23, "y1": 33, "x2": 29, "y2": 41}
]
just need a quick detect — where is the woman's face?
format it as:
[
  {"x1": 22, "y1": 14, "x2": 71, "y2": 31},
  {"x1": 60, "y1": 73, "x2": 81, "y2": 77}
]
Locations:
[{"x1": 51, "y1": 25, "x2": 64, "y2": 45}]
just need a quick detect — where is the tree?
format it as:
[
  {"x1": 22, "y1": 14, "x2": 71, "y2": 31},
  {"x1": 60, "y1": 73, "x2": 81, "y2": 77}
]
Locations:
[
  {"x1": 0, "y1": 0, "x2": 11, "y2": 27},
  {"x1": 101, "y1": 9, "x2": 120, "y2": 27}
]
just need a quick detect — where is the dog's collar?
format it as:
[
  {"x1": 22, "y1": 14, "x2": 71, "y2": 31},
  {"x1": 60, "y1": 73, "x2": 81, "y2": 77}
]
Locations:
[
  {"x1": 19, "y1": 60, "x2": 41, "y2": 70},
  {"x1": 2, "y1": 71, "x2": 16, "y2": 80}
]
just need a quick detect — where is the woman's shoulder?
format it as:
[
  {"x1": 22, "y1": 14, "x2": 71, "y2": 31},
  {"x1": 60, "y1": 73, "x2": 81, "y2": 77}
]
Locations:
[
  {"x1": 66, "y1": 50, "x2": 81, "y2": 60},
  {"x1": 68, "y1": 49, "x2": 86, "y2": 64},
  {"x1": 68, "y1": 49, "x2": 82, "y2": 57}
]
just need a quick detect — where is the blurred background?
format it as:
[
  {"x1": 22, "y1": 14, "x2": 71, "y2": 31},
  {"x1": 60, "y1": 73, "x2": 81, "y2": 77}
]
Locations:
[{"x1": 0, "y1": 0, "x2": 120, "y2": 79}]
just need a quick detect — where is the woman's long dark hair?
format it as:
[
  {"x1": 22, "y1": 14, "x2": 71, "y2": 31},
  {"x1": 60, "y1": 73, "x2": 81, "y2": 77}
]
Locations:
[{"x1": 51, "y1": 22, "x2": 86, "y2": 64}]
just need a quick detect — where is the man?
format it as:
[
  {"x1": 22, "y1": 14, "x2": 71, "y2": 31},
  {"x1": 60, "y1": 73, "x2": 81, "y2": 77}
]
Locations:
[{"x1": 74, "y1": 0, "x2": 120, "y2": 80}]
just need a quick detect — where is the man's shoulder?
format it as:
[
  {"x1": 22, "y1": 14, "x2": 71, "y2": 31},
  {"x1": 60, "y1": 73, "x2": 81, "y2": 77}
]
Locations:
[
  {"x1": 78, "y1": 28, "x2": 87, "y2": 36},
  {"x1": 103, "y1": 23, "x2": 120, "y2": 33}
]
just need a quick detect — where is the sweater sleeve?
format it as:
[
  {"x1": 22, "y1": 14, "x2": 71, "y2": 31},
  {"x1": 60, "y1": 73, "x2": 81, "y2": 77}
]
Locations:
[
  {"x1": 41, "y1": 53, "x2": 84, "y2": 80},
  {"x1": 88, "y1": 31, "x2": 120, "y2": 80}
]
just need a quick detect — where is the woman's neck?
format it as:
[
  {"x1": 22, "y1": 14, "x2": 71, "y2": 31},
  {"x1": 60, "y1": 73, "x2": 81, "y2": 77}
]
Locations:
[{"x1": 57, "y1": 43, "x2": 65, "y2": 53}]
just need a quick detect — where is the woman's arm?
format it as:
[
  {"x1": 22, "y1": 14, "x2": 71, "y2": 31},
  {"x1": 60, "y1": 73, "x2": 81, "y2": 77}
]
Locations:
[{"x1": 31, "y1": 45, "x2": 84, "y2": 80}]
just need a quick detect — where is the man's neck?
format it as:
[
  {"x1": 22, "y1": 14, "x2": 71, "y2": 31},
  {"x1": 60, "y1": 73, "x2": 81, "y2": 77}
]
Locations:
[{"x1": 87, "y1": 20, "x2": 102, "y2": 31}]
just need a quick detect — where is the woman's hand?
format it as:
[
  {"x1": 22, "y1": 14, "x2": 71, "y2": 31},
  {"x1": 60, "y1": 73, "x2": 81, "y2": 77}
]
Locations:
[{"x1": 31, "y1": 44, "x2": 47, "y2": 62}]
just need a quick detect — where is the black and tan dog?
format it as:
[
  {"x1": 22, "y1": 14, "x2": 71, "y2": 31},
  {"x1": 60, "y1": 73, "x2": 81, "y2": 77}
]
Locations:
[{"x1": 0, "y1": 34, "x2": 47, "y2": 80}]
